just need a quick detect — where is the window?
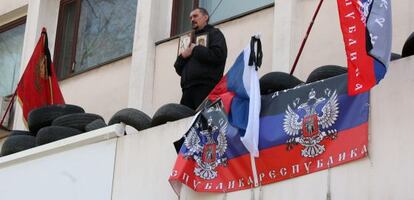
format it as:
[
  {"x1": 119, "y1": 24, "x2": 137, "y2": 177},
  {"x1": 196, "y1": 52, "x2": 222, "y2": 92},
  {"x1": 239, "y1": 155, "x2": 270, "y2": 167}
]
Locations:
[
  {"x1": 54, "y1": 0, "x2": 138, "y2": 79},
  {"x1": 0, "y1": 17, "x2": 26, "y2": 129},
  {"x1": 171, "y1": 0, "x2": 273, "y2": 35},
  {"x1": 0, "y1": 17, "x2": 26, "y2": 97}
]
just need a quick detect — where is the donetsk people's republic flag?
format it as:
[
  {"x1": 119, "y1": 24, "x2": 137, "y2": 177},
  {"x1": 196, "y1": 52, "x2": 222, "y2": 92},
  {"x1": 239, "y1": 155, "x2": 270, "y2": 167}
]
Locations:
[
  {"x1": 169, "y1": 100, "x2": 255, "y2": 193},
  {"x1": 255, "y1": 74, "x2": 369, "y2": 185},
  {"x1": 169, "y1": 74, "x2": 369, "y2": 193},
  {"x1": 337, "y1": 0, "x2": 392, "y2": 95}
]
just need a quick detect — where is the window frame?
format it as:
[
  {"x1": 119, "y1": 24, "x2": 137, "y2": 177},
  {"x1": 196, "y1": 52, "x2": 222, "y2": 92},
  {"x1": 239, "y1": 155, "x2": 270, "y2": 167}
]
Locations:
[
  {"x1": 0, "y1": 16, "x2": 26, "y2": 34},
  {"x1": 170, "y1": 0, "x2": 199, "y2": 37},
  {"x1": 54, "y1": 0, "x2": 81, "y2": 80},
  {"x1": 54, "y1": 0, "x2": 135, "y2": 80}
]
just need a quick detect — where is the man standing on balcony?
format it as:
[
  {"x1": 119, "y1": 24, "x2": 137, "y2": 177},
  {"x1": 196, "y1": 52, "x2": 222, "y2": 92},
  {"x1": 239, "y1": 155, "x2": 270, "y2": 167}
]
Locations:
[{"x1": 174, "y1": 7, "x2": 227, "y2": 110}]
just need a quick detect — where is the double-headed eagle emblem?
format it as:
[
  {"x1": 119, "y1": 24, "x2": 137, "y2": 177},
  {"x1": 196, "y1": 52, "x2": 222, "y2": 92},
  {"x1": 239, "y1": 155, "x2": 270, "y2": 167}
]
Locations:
[
  {"x1": 283, "y1": 88, "x2": 339, "y2": 158},
  {"x1": 358, "y1": 0, "x2": 373, "y2": 24},
  {"x1": 184, "y1": 104, "x2": 228, "y2": 180}
]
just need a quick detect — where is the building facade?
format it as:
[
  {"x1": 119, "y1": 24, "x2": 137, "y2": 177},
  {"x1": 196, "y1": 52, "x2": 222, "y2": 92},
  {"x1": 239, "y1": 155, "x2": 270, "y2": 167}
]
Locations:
[
  {"x1": 0, "y1": 0, "x2": 412, "y2": 131},
  {"x1": 1, "y1": 0, "x2": 414, "y2": 199}
]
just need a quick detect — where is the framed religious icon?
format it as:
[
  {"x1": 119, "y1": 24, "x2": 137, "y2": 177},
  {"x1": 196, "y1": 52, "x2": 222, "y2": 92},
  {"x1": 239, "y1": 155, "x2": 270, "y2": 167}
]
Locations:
[
  {"x1": 177, "y1": 31, "x2": 194, "y2": 56},
  {"x1": 196, "y1": 34, "x2": 208, "y2": 47}
]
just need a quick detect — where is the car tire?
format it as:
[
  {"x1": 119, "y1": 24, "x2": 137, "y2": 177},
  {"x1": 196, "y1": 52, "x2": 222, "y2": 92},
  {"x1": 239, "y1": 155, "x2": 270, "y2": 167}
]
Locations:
[
  {"x1": 51, "y1": 113, "x2": 104, "y2": 132},
  {"x1": 28, "y1": 104, "x2": 85, "y2": 134},
  {"x1": 402, "y1": 32, "x2": 414, "y2": 58},
  {"x1": 36, "y1": 126, "x2": 83, "y2": 145},
  {"x1": 108, "y1": 108, "x2": 151, "y2": 131},
  {"x1": 151, "y1": 103, "x2": 195, "y2": 127},
  {"x1": 85, "y1": 119, "x2": 107, "y2": 132},
  {"x1": 1, "y1": 135, "x2": 36, "y2": 156},
  {"x1": 259, "y1": 72, "x2": 304, "y2": 95},
  {"x1": 306, "y1": 65, "x2": 348, "y2": 83},
  {"x1": 8, "y1": 130, "x2": 36, "y2": 137}
]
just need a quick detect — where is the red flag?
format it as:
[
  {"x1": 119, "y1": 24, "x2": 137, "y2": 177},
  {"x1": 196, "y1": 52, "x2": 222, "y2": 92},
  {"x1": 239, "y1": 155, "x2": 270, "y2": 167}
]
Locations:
[
  {"x1": 337, "y1": 0, "x2": 392, "y2": 95},
  {"x1": 16, "y1": 28, "x2": 65, "y2": 124}
]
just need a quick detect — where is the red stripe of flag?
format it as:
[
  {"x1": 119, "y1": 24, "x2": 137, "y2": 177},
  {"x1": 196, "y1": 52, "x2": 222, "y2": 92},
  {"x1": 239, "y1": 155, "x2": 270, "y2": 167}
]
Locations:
[
  {"x1": 337, "y1": 0, "x2": 376, "y2": 95},
  {"x1": 16, "y1": 28, "x2": 64, "y2": 124}
]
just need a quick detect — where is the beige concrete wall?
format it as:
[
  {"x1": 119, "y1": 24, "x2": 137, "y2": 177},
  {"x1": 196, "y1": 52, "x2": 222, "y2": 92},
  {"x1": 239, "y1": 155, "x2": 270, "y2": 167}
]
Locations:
[
  {"x1": 392, "y1": 0, "x2": 414, "y2": 53},
  {"x1": 153, "y1": 39, "x2": 182, "y2": 114},
  {"x1": 112, "y1": 118, "x2": 191, "y2": 200},
  {"x1": 128, "y1": 0, "x2": 173, "y2": 115},
  {"x1": 112, "y1": 56, "x2": 414, "y2": 200},
  {"x1": 287, "y1": 0, "x2": 347, "y2": 80},
  {"x1": 153, "y1": 7, "x2": 274, "y2": 113},
  {"x1": 59, "y1": 58, "x2": 131, "y2": 122}
]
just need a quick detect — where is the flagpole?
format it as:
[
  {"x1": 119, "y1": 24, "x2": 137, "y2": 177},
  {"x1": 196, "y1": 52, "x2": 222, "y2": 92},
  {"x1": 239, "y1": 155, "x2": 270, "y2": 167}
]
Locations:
[
  {"x1": 49, "y1": 77, "x2": 54, "y2": 104},
  {"x1": 0, "y1": 91, "x2": 17, "y2": 129},
  {"x1": 250, "y1": 154, "x2": 259, "y2": 187},
  {"x1": 289, "y1": 0, "x2": 325, "y2": 75}
]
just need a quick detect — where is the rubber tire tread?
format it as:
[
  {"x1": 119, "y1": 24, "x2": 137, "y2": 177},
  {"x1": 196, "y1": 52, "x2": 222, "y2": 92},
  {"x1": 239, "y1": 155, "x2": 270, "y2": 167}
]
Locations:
[
  {"x1": 108, "y1": 108, "x2": 151, "y2": 131},
  {"x1": 151, "y1": 103, "x2": 195, "y2": 127},
  {"x1": 306, "y1": 65, "x2": 348, "y2": 83},
  {"x1": 1, "y1": 135, "x2": 36, "y2": 156},
  {"x1": 36, "y1": 126, "x2": 83, "y2": 145},
  {"x1": 85, "y1": 119, "x2": 107, "y2": 132},
  {"x1": 28, "y1": 104, "x2": 85, "y2": 134},
  {"x1": 259, "y1": 72, "x2": 304, "y2": 95},
  {"x1": 52, "y1": 113, "x2": 104, "y2": 132},
  {"x1": 8, "y1": 130, "x2": 36, "y2": 137}
]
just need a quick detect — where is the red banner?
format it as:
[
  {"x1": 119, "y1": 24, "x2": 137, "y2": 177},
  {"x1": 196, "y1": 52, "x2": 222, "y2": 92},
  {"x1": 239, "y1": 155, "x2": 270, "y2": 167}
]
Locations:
[
  {"x1": 337, "y1": 0, "x2": 392, "y2": 95},
  {"x1": 17, "y1": 28, "x2": 64, "y2": 123}
]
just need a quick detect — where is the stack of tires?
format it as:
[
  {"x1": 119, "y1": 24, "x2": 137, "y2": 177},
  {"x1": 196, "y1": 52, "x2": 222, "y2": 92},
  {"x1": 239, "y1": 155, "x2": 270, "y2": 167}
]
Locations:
[
  {"x1": 1, "y1": 105, "x2": 182, "y2": 157},
  {"x1": 0, "y1": 104, "x2": 107, "y2": 157},
  {"x1": 106, "y1": 106, "x2": 194, "y2": 130}
]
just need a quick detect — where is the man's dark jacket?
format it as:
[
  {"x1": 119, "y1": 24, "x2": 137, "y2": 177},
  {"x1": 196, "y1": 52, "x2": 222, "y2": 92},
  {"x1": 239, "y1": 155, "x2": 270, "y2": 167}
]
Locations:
[{"x1": 174, "y1": 25, "x2": 227, "y2": 89}]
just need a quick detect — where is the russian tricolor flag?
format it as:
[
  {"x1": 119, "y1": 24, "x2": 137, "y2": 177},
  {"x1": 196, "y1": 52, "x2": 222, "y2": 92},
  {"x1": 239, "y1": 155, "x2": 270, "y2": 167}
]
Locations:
[
  {"x1": 337, "y1": 0, "x2": 392, "y2": 95},
  {"x1": 207, "y1": 36, "x2": 262, "y2": 157}
]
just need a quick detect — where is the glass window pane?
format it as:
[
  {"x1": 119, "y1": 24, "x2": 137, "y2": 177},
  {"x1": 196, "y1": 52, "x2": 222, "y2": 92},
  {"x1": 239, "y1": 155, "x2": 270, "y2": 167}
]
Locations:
[
  {"x1": 0, "y1": 23, "x2": 26, "y2": 96},
  {"x1": 56, "y1": 1, "x2": 77, "y2": 79},
  {"x1": 74, "y1": 0, "x2": 138, "y2": 72},
  {"x1": 175, "y1": 0, "x2": 195, "y2": 34},
  {"x1": 199, "y1": 0, "x2": 273, "y2": 24}
]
